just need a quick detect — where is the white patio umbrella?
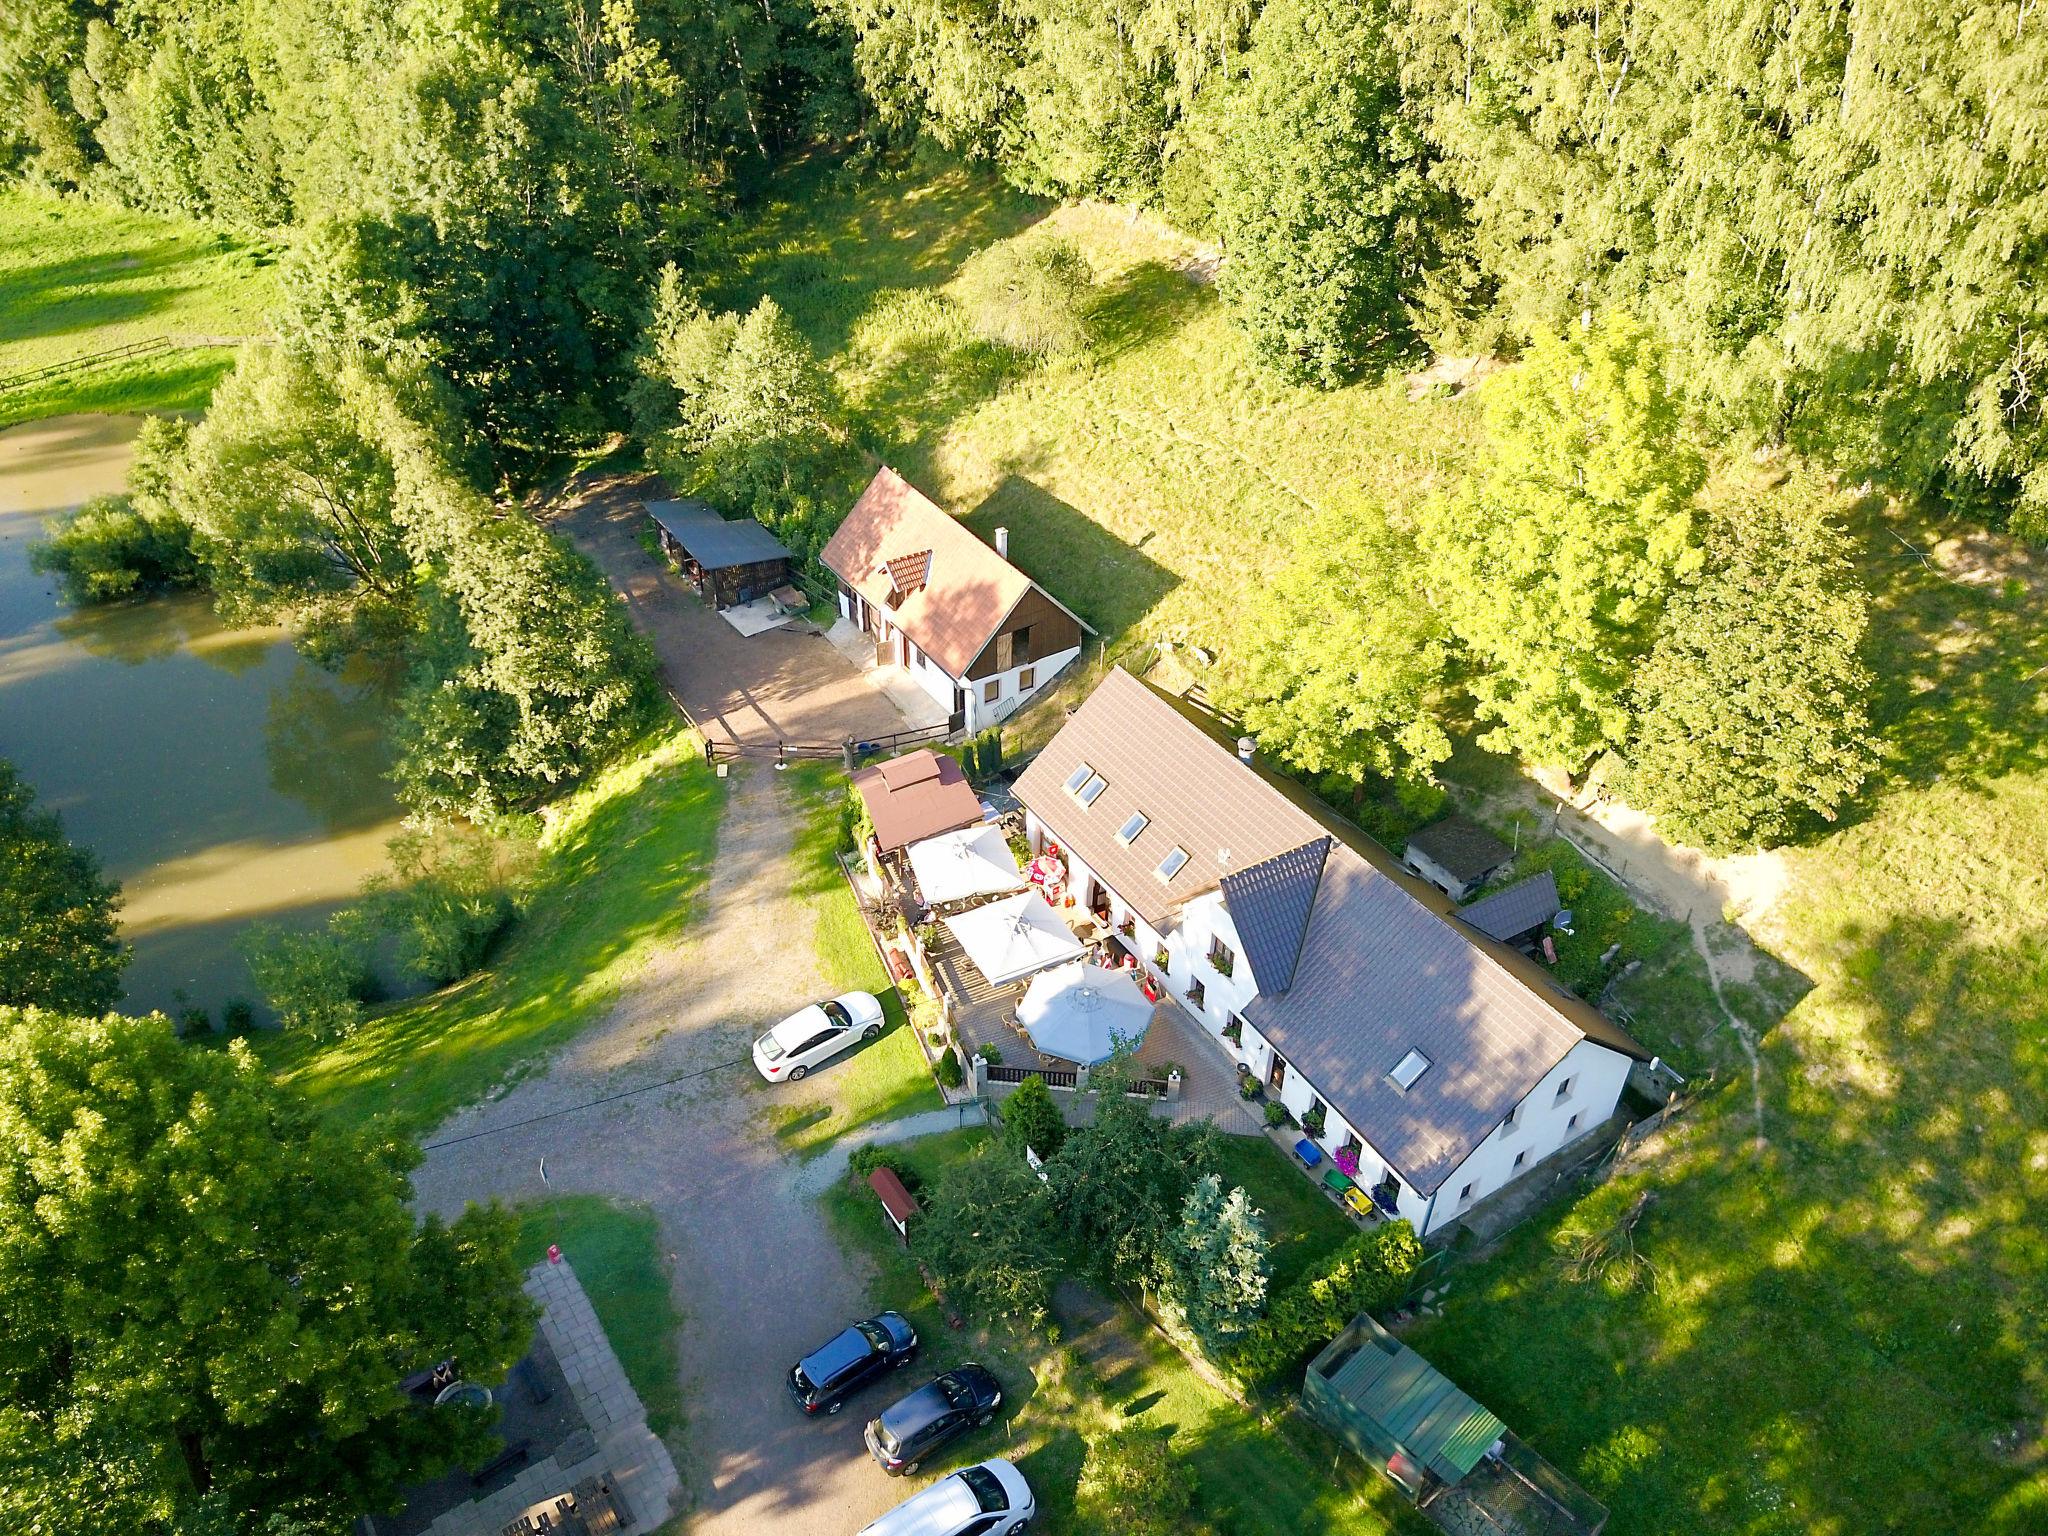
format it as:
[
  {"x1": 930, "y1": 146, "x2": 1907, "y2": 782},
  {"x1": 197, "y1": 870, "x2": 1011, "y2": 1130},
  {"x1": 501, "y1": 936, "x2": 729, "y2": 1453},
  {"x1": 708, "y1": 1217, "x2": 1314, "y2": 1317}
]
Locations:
[
  {"x1": 942, "y1": 891, "x2": 1086, "y2": 987},
  {"x1": 907, "y1": 823, "x2": 1025, "y2": 905},
  {"x1": 1016, "y1": 961, "x2": 1155, "y2": 1066}
]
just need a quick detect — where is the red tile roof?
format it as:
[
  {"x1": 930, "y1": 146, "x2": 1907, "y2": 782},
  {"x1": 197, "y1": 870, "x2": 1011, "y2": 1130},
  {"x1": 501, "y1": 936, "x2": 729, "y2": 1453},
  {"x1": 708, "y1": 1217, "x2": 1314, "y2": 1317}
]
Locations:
[
  {"x1": 820, "y1": 468, "x2": 1036, "y2": 679},
  {"x1": 853, "y1": 749, "x2": 985, "y2": 852}
]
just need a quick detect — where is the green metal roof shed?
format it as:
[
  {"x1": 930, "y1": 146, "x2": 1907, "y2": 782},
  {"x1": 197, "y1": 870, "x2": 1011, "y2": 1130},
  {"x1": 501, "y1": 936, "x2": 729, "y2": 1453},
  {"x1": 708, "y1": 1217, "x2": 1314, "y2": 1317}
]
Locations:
[{"x1": 1302, "y1": 1313, "x2": 1506, "y2": 1497}]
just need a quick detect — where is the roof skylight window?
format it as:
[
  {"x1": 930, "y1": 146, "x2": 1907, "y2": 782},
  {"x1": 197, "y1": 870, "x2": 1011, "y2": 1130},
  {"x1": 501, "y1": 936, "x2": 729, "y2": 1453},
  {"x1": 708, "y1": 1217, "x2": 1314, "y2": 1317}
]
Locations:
[
  {"x1": 1388, "y1": 1049, "x2": 1432, "y2": 1092},
  {"x1": 1156, "y1": 846, "x2": 1190, "y2": 881},
  {"x1": 1077, "y1": 774, "x2": 1108, "y2": 807},
  {"x1": 1117, "y1": 811, "x2": 1150, "y2": 845},
  {"x1": 1064, "y1": 762, "x2": 1094, "y2": 795}
]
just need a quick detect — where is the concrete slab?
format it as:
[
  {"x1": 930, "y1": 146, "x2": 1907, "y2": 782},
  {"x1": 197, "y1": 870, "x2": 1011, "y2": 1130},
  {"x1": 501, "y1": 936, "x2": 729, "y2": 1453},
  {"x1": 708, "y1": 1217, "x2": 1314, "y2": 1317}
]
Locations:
[{"x1": 719, "y1": 596, "x2": 794, "y2": 637}]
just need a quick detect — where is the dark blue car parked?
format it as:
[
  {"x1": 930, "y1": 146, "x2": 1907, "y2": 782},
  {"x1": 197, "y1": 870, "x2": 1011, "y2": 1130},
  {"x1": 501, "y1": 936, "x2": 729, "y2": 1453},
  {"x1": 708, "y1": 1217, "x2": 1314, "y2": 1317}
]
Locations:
[{"x1": 788, "y1": 1311, "x2": 919, "y2": 1415}]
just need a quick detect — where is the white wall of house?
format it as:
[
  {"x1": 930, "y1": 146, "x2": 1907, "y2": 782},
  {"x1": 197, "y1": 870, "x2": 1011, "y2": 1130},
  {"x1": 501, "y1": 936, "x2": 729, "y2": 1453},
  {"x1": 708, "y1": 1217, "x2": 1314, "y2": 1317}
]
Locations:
[
  {"x1": 963, "y1": 643, "x2": 1083, "y2": 732},
  {"x1": 1424, "y1": 1036, "x2": 1631, "y2": 1231}
]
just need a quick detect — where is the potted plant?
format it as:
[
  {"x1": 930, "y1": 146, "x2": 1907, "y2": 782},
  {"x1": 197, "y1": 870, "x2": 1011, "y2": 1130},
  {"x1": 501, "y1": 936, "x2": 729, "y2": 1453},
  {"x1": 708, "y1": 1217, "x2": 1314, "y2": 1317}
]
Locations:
[
  {"x1": 1238, "y1": 1074, "x2": 1261, "y2": 1102},
  {"x1": 977, "y1": 1042, "x2": 1003, "y2": 1065},
  {"x1": 1301, "y1": 1105, "x2": 1328, "y2": 1140},
  {"x1": 1264, "y1": 1100, "x2": 1291, "y2": 1130}
]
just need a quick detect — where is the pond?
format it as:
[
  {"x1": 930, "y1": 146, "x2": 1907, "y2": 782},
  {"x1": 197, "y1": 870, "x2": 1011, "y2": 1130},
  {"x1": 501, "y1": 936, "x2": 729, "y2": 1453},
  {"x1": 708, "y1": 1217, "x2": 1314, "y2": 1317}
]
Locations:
[{"x1": 0, "y1": 413, "x2": 403, "y2": 1018}]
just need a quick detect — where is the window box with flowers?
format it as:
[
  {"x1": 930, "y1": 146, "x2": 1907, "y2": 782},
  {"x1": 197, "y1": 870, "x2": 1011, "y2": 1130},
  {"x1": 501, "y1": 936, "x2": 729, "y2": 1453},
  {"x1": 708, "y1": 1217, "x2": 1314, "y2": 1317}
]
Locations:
[
  {"x1": 1334, "y1": 1146, "x2": 1362, "y2": 1180},
  {"x1": 1221, "y1": 1017, "x2": 1243, "y2": 1047},
  {"x1": 1154, "y1": 946, "x2": 1171, "y2": 974},
  {"x1": 1185, "y1": 979, "x2": 1206, "y2": 1010},
  {"x1": 1118, "y1": 916, "x2": 1136, "y2": 940},
  {"x1": 1207, "y1": 937, "x2": 1235, "y2": 978}
]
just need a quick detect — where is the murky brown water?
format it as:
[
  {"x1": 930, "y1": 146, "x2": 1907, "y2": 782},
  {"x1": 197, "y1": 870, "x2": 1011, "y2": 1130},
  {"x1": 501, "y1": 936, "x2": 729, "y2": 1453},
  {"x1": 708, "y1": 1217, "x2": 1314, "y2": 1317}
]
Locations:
[{"x1": 0, "y1": 414, "x2": 402, "y2": 1018}]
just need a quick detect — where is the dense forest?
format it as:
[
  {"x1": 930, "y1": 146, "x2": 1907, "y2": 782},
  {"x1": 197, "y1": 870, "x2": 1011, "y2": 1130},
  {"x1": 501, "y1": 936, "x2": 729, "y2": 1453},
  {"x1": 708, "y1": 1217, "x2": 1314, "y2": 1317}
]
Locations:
[{"x1": 5, "y1": 0, "x2": 2042, "y2": 531}]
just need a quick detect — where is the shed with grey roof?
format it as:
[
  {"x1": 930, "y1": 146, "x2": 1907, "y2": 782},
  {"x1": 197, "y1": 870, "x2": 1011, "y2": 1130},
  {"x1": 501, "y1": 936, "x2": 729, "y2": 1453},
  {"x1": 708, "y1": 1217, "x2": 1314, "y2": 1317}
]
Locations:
[
  {"x1": 645, "y1": 498, "x2": 793, "y2": 609},
  {"x1": 1453, "y1": 870, "x2": 1562, "y2": 949},
  {"x1": 1403, "y1": 816, "x2": 1514, "y2": 899}
]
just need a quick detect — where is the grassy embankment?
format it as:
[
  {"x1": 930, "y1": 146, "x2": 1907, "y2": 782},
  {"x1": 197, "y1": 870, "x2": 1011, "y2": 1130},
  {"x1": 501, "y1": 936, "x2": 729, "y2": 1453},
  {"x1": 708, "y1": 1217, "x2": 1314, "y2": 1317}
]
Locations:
[
  {"x1": 822, "y1": 1127, "x2": 1423, "y2": 1536},
  {"x1": 263, "y1": 728, "x2": 722, "y2": 1136},
  {"x1": 512, "y1": 1195, "x2": 686, "y2": 1442},
  {"x1": 765, "y1": 762, "x2": 940, "y2": 1155},
  {"x1": 0, "y1": 189, "x2": 276, "y2": 425},
  {"x1": 725, "y1": 153, "x2": 2048, "y2": 1534}
]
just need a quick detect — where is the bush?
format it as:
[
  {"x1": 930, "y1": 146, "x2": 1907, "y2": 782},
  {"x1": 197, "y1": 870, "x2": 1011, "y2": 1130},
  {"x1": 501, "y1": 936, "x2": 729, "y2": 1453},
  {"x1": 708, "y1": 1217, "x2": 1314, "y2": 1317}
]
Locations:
[
  {"x1": 1076, "y1": 1427, "x2": 1195, "y2": 1536},
  {"x1": 219, "y1": 998, "x2": 256, "y2": 1036},
  {"x1": 956, "y1": 238, "x2": 1094, "y2": 358},
  {"x1": 30, "y1": 493, "x2": 202, "y2": 603},
  {"x1": 1300, "y1": 1104, "x2": 1327, "y2": 1139},
  {"x1": 935, "y1": 1050, "x2": 964, "y2": 1089},
  {"x1": 175, "y1": 1005, "x2": 212, "y2": 1039},
  {"x1": 1228, "y1": 1222, "x2": 1424, "y2": 1385},
  {"x1": 1263, "y1": 1100, "x2": 1291, "y2": 1129},
  {"x1": 1238, "y1": 1075, "x2": 1260, "y2": 1100},
  {"x1": 848, "y1": 1145, "x2": 922, "y2": 1195},
  {"x1": 240, "y1": 913, "x2": 377, "y2": 1040},
  {"x1": 367, "y1": 825, "x2": 521, "y2": 986},
  {"x1": 1000, "y1": 1073, "x2": 1067, "y2": 1160}
]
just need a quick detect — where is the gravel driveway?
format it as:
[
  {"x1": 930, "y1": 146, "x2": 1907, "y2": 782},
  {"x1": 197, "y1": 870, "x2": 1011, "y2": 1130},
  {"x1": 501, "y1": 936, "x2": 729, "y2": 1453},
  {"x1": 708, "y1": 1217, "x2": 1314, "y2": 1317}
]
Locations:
[{"x1": 412, "y1": 763, "x2": 915, "y2": 1536}]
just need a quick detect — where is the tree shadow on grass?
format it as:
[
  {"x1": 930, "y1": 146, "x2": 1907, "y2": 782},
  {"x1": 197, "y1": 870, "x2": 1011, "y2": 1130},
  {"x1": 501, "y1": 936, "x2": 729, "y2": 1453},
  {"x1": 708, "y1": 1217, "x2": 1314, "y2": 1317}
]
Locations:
[
  {"x1": 962, "y1": 475, "x2": 1179, "y2": 639},
  {"x1": 1401, "y1": 910, "x2": 2048, "y2": 1536},
  {"x1": 1086, "y1": 260, "x2": 1209, "y2": 365},
  {"x1": 1849, "y1": 491, "x2": 2048, "y2": 798}
]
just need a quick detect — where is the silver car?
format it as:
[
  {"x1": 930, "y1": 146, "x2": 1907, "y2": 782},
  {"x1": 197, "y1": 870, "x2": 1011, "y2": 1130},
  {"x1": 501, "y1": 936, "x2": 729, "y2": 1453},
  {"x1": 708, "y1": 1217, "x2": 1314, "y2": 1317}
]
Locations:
[{"x1": 855, "y1": 1457, "x2": 1034, "y2": 1536}]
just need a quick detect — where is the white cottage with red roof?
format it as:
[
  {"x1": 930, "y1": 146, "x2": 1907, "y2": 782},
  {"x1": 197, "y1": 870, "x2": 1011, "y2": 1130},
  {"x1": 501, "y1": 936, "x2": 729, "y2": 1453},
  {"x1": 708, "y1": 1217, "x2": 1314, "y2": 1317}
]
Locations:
[
  {"x1": 822, "y1": 468, "x2": 1091, "y2": 733},
  {"x1": 1013, "y1": 668, "x2": 1651, "y2": 1237}
]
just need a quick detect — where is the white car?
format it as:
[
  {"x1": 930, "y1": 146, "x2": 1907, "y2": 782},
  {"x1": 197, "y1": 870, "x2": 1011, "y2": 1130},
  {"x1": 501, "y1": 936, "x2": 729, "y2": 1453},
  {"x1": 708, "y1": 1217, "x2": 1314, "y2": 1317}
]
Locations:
[
  {"x1": 856, "y1": 1458, "x2": 1034, "y2": 1536},
  {"x1": 751, "y1": 991, "x2": 885, "y2": 1082}
]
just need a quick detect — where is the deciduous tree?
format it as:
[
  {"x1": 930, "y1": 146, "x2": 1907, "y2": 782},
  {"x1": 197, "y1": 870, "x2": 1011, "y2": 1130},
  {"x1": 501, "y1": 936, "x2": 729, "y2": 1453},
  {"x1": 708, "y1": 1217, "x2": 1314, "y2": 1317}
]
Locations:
[
  {"x1": 0, "y1": 760, "x2": 124, "y2": 1015},
  {"x1": 1619, "y1": 492, "x2": 1880, "y2": 851},
  {"x1": 1218, "y1": 501, "x2": 1451, "y2": 789},
  {"x1": 1421, "y1": 315, "x2": 1704, "y2": 768},
  {"x1": 0, "y1": 1008, "x2": 533, "y2": 1533},
  {"x1": 1213, "y1": 0, "x2": 1426, "y2": 384}
]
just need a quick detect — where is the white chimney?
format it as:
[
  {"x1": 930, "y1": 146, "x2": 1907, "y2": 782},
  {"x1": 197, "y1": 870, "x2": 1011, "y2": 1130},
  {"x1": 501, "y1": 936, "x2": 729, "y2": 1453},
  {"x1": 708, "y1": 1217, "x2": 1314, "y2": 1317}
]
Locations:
[
  {"x1": 1236, "y1": 735, "x2": 1255, "y2": 765},
  {"x1": 994, "y1": 527, "x2": 1010, "y2": 559}
]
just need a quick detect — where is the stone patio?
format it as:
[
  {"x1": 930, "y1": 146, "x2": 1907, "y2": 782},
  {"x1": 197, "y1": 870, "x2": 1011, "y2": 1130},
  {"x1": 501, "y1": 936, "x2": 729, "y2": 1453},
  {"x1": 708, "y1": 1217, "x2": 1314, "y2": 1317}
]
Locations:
[{"x1": 377, "y1": 1259, "x2": 681, "y2": 1536}]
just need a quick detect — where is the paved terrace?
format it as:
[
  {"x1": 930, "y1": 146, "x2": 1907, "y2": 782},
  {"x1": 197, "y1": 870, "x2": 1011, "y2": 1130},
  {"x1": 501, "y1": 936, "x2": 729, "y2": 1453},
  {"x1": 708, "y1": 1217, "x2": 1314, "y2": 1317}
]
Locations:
[{"x1": 926, "y1": 918, "x2": 1257, "y2": 1131}]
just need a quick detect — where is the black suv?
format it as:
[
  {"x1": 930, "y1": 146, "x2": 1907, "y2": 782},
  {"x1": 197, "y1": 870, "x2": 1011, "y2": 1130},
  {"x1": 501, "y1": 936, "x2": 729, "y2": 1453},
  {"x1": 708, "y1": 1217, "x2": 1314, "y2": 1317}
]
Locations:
[
  {"x1": 789, "y1": 1311, "x2": 919, "y2": 1415},
  {"x1": 864, "y1": 1364, "x2": 1004, "y2": 1475}
]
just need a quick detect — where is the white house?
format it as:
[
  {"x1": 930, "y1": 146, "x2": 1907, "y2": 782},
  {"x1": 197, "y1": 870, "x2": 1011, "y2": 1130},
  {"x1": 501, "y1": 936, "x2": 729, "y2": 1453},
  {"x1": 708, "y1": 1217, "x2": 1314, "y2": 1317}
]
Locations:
[
  {"x1": 1012, "y1": 668, "x2": 1650, "y2": 1238},
  {"x1": 821, "y1": 467, "x2": 1092, "y2": 733}
]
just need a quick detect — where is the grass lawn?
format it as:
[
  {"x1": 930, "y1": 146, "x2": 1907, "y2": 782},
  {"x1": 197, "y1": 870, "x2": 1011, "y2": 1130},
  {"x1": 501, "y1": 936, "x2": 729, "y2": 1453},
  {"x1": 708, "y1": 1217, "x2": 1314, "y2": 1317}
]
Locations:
[
  {"x1": 262, "y1": 728, "x2": 722, "y2": 1134},
  {"x1": 0, "y1": 188, "x2": 277, "y2": 425},
  {"x1": 512, "y1": 1195, "x2": 685, "y2": 1442},
  {"x1": 723, "y1": 150, "x2": 2048, "y2": 1533},
  {"x1": 822, "y1": 1128, "x2": 1426, "y2": 1536},
  {"x1": 1212, "y1": 1134, "x2": 1360, "y2": 1294},
  {"x1": 762, "y1": 763, "x2": 941, "y2": 1156}
]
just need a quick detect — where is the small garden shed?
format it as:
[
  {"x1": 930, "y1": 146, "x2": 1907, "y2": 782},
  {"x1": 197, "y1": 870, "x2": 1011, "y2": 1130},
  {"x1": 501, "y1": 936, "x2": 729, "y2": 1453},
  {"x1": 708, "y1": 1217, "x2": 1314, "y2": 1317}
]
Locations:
[
  {"x1": 645, "y1": 498, "x2": 793, "y2": 609},
  {"x1": 1304, "y1": 1313, "x2": 1505, "y2": 1500},
  {"x1": 1304, "y1": 1313, "x2": 1608, "y2": 1534}
]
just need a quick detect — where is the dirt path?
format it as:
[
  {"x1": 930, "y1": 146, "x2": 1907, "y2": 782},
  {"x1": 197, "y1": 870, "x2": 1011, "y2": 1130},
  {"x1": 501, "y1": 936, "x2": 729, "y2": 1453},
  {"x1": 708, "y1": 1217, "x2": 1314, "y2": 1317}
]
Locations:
[
  {"x1": 412, "y1": 762, "x2": 907, "y2": 1536},
  {"x1": 1473, "y1": 769, "x2": 1781, "y2": 1146}
]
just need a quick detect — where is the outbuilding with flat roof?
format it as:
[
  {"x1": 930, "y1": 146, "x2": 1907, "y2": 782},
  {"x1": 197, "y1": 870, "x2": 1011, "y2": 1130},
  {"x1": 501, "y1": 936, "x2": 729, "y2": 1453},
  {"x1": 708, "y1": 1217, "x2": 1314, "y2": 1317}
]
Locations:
[
  {"x1": 853, "y1": 750, "x2": 985, "y2": 854},
  {"x1": 645, "y1": 498, "x2": 793, "y2": 609}
]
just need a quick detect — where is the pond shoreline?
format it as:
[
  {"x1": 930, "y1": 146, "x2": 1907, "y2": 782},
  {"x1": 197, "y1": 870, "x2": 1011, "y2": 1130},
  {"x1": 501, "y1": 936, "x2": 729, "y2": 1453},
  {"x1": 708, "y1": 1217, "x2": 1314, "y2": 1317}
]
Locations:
[{"x1": 0, "y1": 412, "x2": 403, "y2": 1018}]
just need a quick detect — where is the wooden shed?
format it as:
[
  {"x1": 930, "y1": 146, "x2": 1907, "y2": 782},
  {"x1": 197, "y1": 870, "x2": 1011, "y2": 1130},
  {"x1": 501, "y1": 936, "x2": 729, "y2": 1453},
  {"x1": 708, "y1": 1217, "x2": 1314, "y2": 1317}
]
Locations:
[
  {"x1": 867, "y1": 1166, "x2": 919, "y2": 1245},
  {"x1": 645, "y1": 498, "x2": 793, "y2": 610}
]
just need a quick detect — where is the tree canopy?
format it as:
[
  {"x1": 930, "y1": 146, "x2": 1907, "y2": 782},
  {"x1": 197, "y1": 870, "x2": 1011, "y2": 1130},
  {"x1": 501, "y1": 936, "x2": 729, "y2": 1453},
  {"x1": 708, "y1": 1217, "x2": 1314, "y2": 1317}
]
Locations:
[
  {"x1": 1619, "y1": 493, "x2": 1880, "y2": 851},
  {"x1": 1421, "y1": 315, "x2": 1705, "y2": 769},
  {"x1": 0, "y1": 760, "x2": 124, "y2": 1015},
  {"x1": 0, "y1": 1008, "x2": 532, "y2": 1534}
]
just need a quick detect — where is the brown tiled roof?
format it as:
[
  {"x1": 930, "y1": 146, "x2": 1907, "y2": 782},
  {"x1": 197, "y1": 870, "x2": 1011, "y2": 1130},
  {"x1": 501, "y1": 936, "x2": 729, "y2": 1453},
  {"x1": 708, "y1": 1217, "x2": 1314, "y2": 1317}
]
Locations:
[
  {"x1": 853, "y1": 749, "x2": 984, "y2": 853},
  {"x1": 1012, "y1": 668, "x2": 1331, "y2": 928},
  {"x1": 820, "y1": 468, "x2": 1036, "y2": 679}
]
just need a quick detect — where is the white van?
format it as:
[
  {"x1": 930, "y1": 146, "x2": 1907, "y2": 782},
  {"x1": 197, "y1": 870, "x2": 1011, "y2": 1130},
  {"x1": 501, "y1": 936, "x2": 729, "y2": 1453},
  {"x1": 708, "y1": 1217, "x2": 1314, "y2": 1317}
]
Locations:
[{"x1": 856, "y1": 1458, "x2": 1034, "y2": 1536}]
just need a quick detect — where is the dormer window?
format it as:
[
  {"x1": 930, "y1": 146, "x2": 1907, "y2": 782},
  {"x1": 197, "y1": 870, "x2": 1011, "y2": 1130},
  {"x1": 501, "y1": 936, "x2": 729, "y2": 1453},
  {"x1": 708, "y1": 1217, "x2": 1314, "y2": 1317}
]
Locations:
[
  {"x1": 1077, "y1": 774, "x2": 1108, "y2": 807},
  {"x1": 1064, "y1": 762, "x2": 1093, "y2": 795},
  {"x1": 1156, "y1": 846, "x2": 1190, "y2": 881},
  {"x1": 1117, "y1": 812, "x2": 1149, "y2": 845},
  {"x1": 1388, "y1": 1049, "x2": 1431, "y2": 1092}
]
